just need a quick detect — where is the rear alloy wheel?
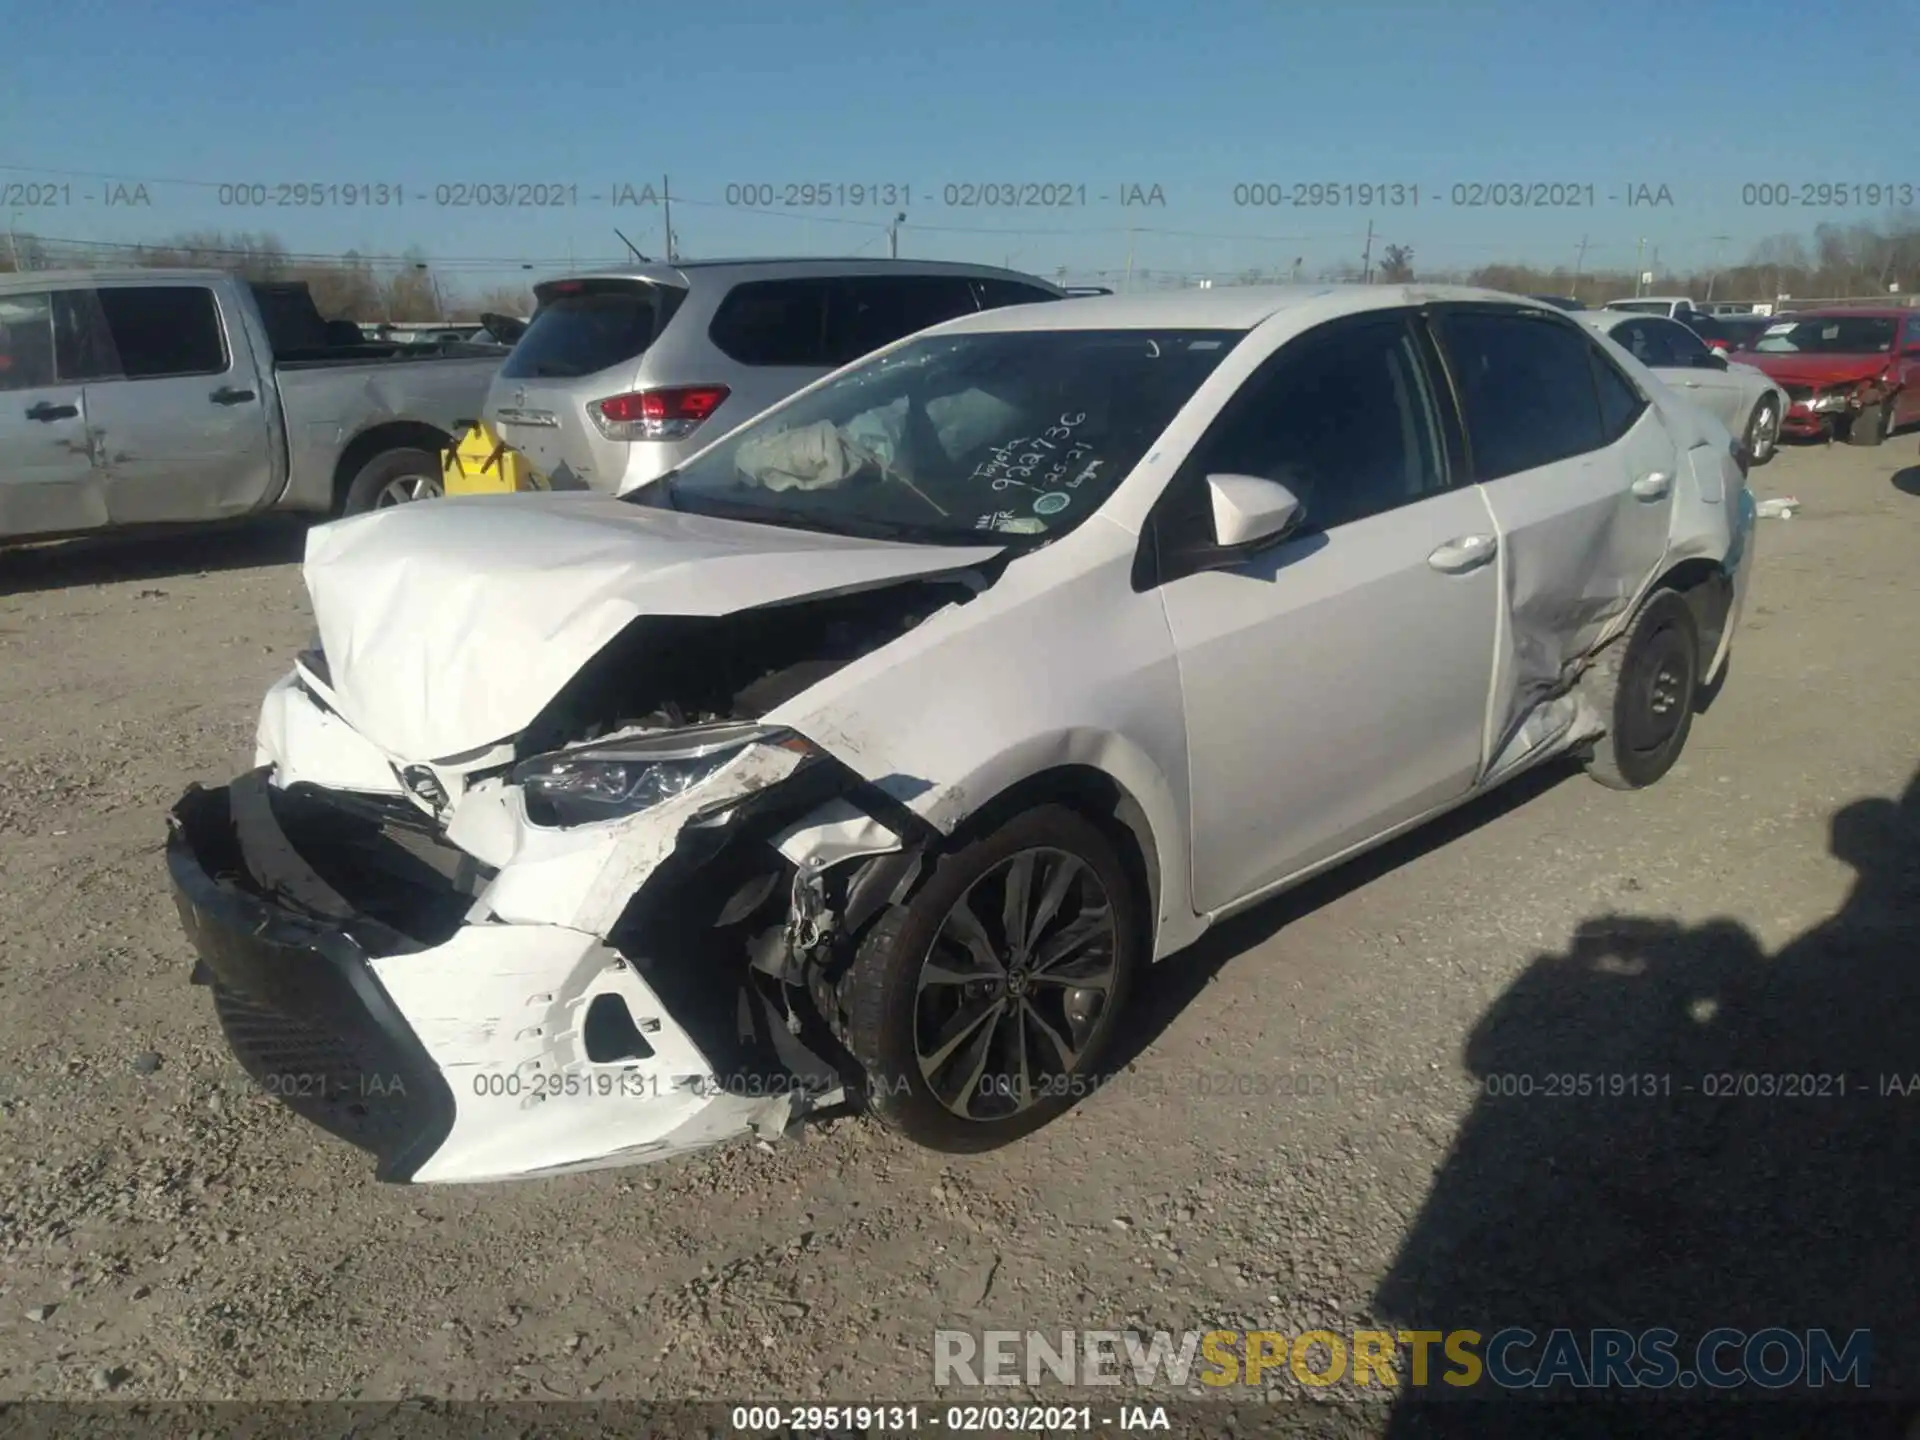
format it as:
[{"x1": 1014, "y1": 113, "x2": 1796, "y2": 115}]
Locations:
[
  {"x1": 1582, "y1": 587, "x2": 1701, "y2": 791},
  {"x1": 1843, "y1": 397, "x2": 1890, "y2": 447},
  {"x1": 340, "y1": 447, "x2": 446, "y2": 515},
  {"x1": 841, "y1": 805, "x2": 1142, "y2": 1152},
  {"x1": 1743, "y1": 397, "x2": 1780, "y2": 466}
]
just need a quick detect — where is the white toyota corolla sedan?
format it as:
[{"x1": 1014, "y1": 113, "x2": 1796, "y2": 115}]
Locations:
[
  {"x1": 1579, "y1": 309, "x2": 1786, "y2": 466},
  {"x1": 167, "y1": 284, "x2": 1757, "y2": 1184}
]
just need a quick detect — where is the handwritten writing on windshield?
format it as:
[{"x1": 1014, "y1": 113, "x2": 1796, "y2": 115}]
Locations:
[{"x1": 971, "y1": 413, "x2": 1091, "y2": 494}]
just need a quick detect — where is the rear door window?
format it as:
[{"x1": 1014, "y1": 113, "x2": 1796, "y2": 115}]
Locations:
[
  {"x1": 707, "y1": 278, "x2": 834, "y2": 367},
  {"x1": 1590, "y1": 346, "x2": 1649, "y2": 442},
  {"x1": 0, "y1": 291, "x2": 55, "y2": 390},
  {"x1": 94, "y1": 286, "x2": 227, "y2": 378},
  {"x1": 823, "y1": 275, "x2": 984, "y2": 366},
  {"x1": 501, "y1": 280, "x2": 685, "y2": 380},
  {"x1": 1434, "y1": 310, "x2": 1606, "y2": 481}
]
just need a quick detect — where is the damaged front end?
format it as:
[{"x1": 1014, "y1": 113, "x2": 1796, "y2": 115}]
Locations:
[{"x1": 165, "y1": 575, "x2": 975, "y2": 1184}]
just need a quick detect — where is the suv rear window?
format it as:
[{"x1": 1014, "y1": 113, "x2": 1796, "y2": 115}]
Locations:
[
  {"x1": 500, "y1": 279, "x2": 685, "y2": 380},
  {"x1": 708, "y1": 274, "x2": 993, "y2": 369}
]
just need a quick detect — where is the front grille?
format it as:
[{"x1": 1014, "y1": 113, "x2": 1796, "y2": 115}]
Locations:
[{"x1": 265, "y1": 783, "x2": 481, "y2": 943}]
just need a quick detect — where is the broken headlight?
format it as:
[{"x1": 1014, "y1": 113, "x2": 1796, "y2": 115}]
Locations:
[{"x1": 510, "y1": 721, "x2": 809, "y2": 827}]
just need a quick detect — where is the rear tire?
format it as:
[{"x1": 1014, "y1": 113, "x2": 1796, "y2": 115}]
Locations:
[
  {"x1": 840, "y1": 804, "x2": 1142, "y2": 1153},
  {"x1": 340, "y1": 448, "x2": 445, "y2": 515},
  {"x1": 1582, "y1": 588, "x2": 1701, "y2": 791},
  {"x1": 1743, "y1": 397, "x2": 1779, "y2": 466}
]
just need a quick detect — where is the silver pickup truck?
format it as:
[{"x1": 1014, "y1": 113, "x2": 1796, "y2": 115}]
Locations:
[{"x1": 0, "y1": 268, "x2": 506, "y2": 540}]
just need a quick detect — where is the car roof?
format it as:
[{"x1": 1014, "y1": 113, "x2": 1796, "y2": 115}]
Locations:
[
  {"x1": 0, "y1": 267, "x2": 234, "y2": 288},
  {"x1": 1604, "y1": 295, "x2": 1693, "y2": 306},
  {"x1": 538, "y1": 258, "x2": 1063, "y2": 291},
  {"x1": 1773, "y1": 307, "x2": 1909, "y2": 319},
  {"x1": 931, "y1": 282, "x2": 1561, "y2": 334},
  {"x1": 1578, "y1": 310, "x2": 1692, "y2": 333}
]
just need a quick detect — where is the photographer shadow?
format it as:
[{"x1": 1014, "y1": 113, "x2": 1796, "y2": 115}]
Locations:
[{"x1": 1375, "y1": 766, "x2": 1920, "y2": 1438}]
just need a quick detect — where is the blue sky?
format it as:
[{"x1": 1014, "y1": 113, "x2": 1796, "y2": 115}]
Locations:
[{"x1": 4, "y1": 0, "x2": 1915, "y2": 295}]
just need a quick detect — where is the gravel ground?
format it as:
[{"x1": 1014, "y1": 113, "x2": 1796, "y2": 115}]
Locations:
[{"x1": 1, "y1": 441, "x2": 1916, "y2": 1433}]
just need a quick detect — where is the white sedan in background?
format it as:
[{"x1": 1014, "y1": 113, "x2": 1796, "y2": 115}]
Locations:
[
  {"x1": 1581, "y1": 309, "x2": 1785, "y2": 465},
  {"x1": 166, "y1": 284, "x2": 1755, "y2": 1184}
]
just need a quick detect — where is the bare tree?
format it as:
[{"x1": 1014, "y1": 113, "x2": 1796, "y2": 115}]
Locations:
[{"x1": 1379, "y1": 244, "x2": 1415, "y2": 283}]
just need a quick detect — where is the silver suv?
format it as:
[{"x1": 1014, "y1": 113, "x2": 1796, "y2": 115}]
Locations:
[{"x1": 482, "y1": 258, "x2": 1064, "y2": 494}]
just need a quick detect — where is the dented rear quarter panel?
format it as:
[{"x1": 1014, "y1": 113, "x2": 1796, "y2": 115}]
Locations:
[{"x1": 275, "y1": 354, "x2": 504, "y2": 512}]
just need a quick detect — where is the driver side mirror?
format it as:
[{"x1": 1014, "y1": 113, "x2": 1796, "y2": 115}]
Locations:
[
  {"x1": 1172, "y1": 473, "x2": 1306, "y2": 576},
  {"x1": 1695, "y1": 350, "x2": 1728, "y2": 370}
]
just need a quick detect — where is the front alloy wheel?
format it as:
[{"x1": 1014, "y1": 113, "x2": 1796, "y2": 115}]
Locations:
[
  {"x1": 1745, "y1": 398, "x2": 1779, "y2": 466},
  {"x1": 913, "y1": 847, "x2": 1120, "y2": 1121},
  {"x1": 842, "y1": 805, "x2": 1142, "y2": 1151}
]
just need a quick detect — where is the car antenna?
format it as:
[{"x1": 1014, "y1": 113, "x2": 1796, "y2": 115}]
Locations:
[{"x1": 615, "y1": 228, "x2": 651, "y2": 263}]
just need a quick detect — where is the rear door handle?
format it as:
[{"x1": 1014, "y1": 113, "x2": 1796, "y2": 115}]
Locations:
[
  {"x1": 1631, "y1": 471, "x2": 1672, "y2": 500},
  {"x1": 210, "y1": 386, "x2": 256, "y2": 405},
  {"x1": 25, "y1": 401, "x2": 79, "y2": 422},
  {"x1": 1427, "y1": 534, "x2": 1498, "y2": 573}
]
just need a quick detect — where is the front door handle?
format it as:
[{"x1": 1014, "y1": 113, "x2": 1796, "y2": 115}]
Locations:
[
  {"x1": 25, "y1": 400, "x2": 79, "y2": 422},
  {"x1": 210, "y1": 386, "x2": 257, "y2": 405},
  {"x1": 1631, "y1": 471, "x2": 1672, "y2": 500},
  {"x1": 1427, "y1": 534, "x2": 1498, "y2": 574},
  {"x1": 1681, "y1": 380, "x2": 1702, "y2": 388}
]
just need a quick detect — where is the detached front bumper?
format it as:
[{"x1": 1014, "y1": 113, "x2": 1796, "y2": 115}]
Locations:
[{"x1": 166, "y1": 772, "x2": 813, "y2": 1183}]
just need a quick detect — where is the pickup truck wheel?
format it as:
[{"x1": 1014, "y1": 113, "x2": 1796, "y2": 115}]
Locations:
[
  {"x1": 1843, "y1": 398, "x2": 1889, "y2": 447},
  {"x1": 1582, "y1": 587, "x2": 1701, "y2": 791},
  {"x1": 341, "y1": 448, "x2": 445, "y2": 514},
  {"x1": 841, "y1": 805, "x2": 1142, "y2": 1153},
  {"x1": 1743, "y1": 397, "x2": 1779, "y2": 466}
]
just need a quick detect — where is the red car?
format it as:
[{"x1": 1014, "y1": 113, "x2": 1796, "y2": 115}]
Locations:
[{"x1": 1736, "y1": 308, "x2": 1920, "y2": 446}]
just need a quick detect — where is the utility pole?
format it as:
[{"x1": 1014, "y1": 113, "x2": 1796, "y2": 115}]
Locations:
[
  {"x1": 1705, "y1": 235, "x2": 1728, "y2": 300},
  {"x1": 1634, "y1": 237, "x2": 1647, "y2": 296},
  {"x1": 5, "y1": 214, "x2": 19, "y2": 273},
  {"x1": 661, "y1": 175, "x2": 676, "y2": 262},
  {"x1": 889, "y1": 212, "x2": 904, "y2": 259},
  {"x1": 1573, "y1": 235, "x2": 1589, "y2": 298},
  {"x1": 1123, "y1": 225, "x2": 1135, "y2": 293},
  {"x1": 1291, "y1": 255, "x2": 1303, "y2": 283},
  {"x1": 1361, "y1": 220, "x2": 1375, "y2": 282}
]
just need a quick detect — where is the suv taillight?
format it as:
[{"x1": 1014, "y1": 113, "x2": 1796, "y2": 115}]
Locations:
[{"x1": 590, "y1": 385, "x2": 730, "y2": 442}]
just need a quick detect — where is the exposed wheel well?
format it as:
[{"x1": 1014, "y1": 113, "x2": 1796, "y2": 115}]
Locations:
[
  {"x1": 944, "y1": 765, "x2": 1163, "y2": 959},
  {"x1": 1653, "y1": 556, "x2": 1733, "y2": 677},
  {"x1": 330, "y1": 422, "x2": 452, "y2": 514}
]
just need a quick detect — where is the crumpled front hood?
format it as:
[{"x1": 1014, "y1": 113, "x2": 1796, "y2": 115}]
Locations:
[{"x1": 304, "y1": 492, "x2": 1002, "y2": 761}]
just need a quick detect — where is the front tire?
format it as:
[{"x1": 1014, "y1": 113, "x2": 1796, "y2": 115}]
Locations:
[
  {"x1": 1743, "y1": 397, "x2": 1780, "y2": 466},
  {"x1": 340, "y1": 447, "x2": 445, "y2": 515},
  {"x1": 841, "y1": 805, "x2": 1142, "y2": 1152},
  {"x1": 1582, "y1": 587, "x2": 1701, "y2": 791}
]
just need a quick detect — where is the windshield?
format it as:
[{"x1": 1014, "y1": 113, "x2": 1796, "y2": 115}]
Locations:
[
  {"x1": 1752, "y1": 316, "x2": 1897, "y2": 355},
  {"x1": 640, "y1": 327, "x2": 1241, "y2": 543}
]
